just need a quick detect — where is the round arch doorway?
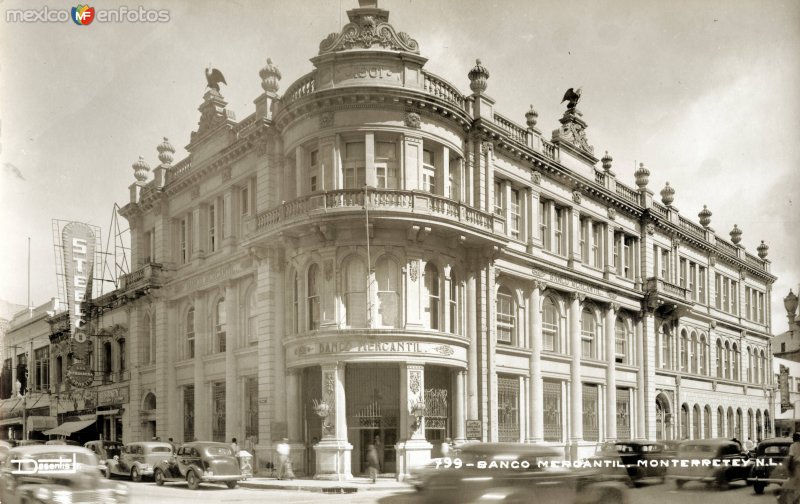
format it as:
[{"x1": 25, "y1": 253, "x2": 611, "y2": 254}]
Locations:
[{"x1": 655, "y1": 393, "x2": 672, "y2": 441}]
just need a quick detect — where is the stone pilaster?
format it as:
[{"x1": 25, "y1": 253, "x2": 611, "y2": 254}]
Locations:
[
  {"x1": 126, "y1": 304, "x2": 142, "y2": 443},
  {"x1": 466, "y1": 266, "x2": 479, "y2": 421},
  {"x1": 635, "y1": 315, "x2": 646, "y2": 439},
  {"x1": 165, "y1": 301, "x2": 178, "y2": 439},
  {"x1": 225, "y1": 282, "x2": 239, "y2": 443},
  {"x1": 527, "y1": 282, "x2": 544, "y2": 442},
  {"x1": 395, "y1": 363, "x2": 432, "y2": 481},
  {"x1": 569, "y1": 292, "x2": 583, "y2": 458},
  {"x1": 454, "y1": 370, "x2": 466, "y2": 443},
  {"x1": 314, "y1": 363, "x2": 352, "y2": 480},
  {"x1": 605, "y1": 304, "x2": 618, "y2": 440},
  {"x1": 192, "y1": 293, "x2": 208, "y2": 440}
]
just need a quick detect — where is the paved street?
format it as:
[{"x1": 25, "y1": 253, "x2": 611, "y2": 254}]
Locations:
[{"x1": 123, "y1": 479, "x2": 780, "y2": 504}]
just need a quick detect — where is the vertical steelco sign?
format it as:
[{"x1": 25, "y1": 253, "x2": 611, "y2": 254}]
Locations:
[{"x1": 62, "y1": 222, "x2": 95, "y2": 387}]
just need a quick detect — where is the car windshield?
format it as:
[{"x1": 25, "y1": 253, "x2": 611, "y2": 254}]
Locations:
[{"x1": 203, "y1": 446, "x2": 232, "y2": 457}]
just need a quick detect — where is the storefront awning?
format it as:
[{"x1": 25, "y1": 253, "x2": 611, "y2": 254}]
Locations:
[
  {"x1": 0, "y1": 417, "x2": 22, "y2": 427},
  {"x1": 43, "y1": 418, "x2": 96, "y2": 436},
  {"x1": 96, "y1": 409, "x2": 119, "y2": 416},
  {"x1": 27, "y1": 416, "x2": 58, "y2": 432}
]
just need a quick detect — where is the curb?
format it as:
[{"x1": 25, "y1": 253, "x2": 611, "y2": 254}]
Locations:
[{"x1": 238, "y1": 481, "x2": 412, "y2": 493}]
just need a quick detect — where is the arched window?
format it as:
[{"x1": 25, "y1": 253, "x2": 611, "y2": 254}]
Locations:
[
  {"x1": 732, "y1": 343, "x2": 740, "y2": 381},
  {"x1": 680, "y1": 404, "x2": 689, "y2": 439},
  {"x1": 343, "y1": 256, "x2": 367, "y2": 328},
  {"x1": 423, "y1": 263, "x2": 441, "y2": 330},
  {"x1": 496, "y1": 286, "x2": 516, "y2": 345},
  {"x1": 307, "y1": 264, "x2": 321, "y2": 330},
  {"x1": 699, "y1": 335, "x2": 707, "y2": 375},
  {"x1": 727, "y1": 407, "x2": 735, "y2": 437},
  {"x1": 736, "y1": 408, "x2": 743, "y2": 439},
  {"x1": 693, "y1": 404, "x2": 701, "y2": 439},
  {"x1": 292, "y1": 271, "x2": 300, "y2": 334},
  {"x1": 142, "y1": 314, "x2": 152, "y2": 364},
  {"x1": 215, "y1": 298, "x2": 227, "y2": 353},
  {"x1": 542, "y1": 296, "x2": 560, "y2": 352},
  {"x1": 186, "y1": 307, "x2": 195, "y2": 359},
  {"x1": 103, "y1": 341, "x2": 112, "y2": 378},
  {"x1": 717, "y1": 406, "x2": 724, "y2": 437},
  {"x1": 680, "y1": 330, "x2": 688, "y2": 372},
  {"x1": 376, "y1": 257, "x2": 400, "y2": 328},
  {"x1": 704, "y1": 405, "x2": 712, "y2": 438},
  {"x1": 764, "y1": 410, "x2": 771, "y2": 438},
  {"x1": 748, "y1": 409, "x2": 754, "y2": 441},
  {"x1": 143, "y1": 392, "x2": 157, "y2": 411},
  {"x1": 760, "y1": 350, "x2": 767, "y2": 384},
  {"x1": 449, "y1": 270, "x2": 459, "y2": 334},
  {"x1": 724, "y1": 341, "x2": 731, "y2": 379},
  {"x1": 656, "y1": 395, "x2": 672, "y2": 441},
  {"x1": 753, "y1": 348, "x2": 760, "y2": 384},
  {"x1": 581, "y1": 308, "x2": 597, "y2": 359},
  {"x1": 747, "y1": 347, "x2": 753, "y2": 382},
  {"x1": 118, "y1": 339, "x2": 126, "y2": 373},
  {"x1": 716, "y1": 339, "x2": 723, "y2": 378},
  {"x1": 660, "y1": 326, "x2": 672, "y2": 369},
  {"x1": 690, "y1": 332, "x2": 698, "y2": 374},
  {"x1": 615, "y1": 314, "x2": 632, "y2": 365},
  {"x1": 246, "y1": 286, "x2": 257, "y2": 346},
  {"x1": 756, "y1": 410, "x2": 763, "y2": 440}
]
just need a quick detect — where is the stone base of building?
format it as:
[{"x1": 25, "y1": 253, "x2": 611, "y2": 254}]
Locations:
[
  {"x1": 395, "y1": 438, "x2": 433, "y2": 482},
  {"x1": 314, "y1": 439, "x2": 353, "y2": 480}
]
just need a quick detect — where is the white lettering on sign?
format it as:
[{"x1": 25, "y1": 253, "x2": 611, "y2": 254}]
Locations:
[{"x1": 61, "y1": 222, "x2": 95, "y2": 346}]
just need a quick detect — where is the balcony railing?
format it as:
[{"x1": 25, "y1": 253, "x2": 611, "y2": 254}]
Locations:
[
  {"x1": 492, "y1": 112, "x2": 529, "y2": 145},
  {"x1": 615, "y1": 183, "x2": 639, "y2": 205},
  {"x1": 678, "y1": 215, "x2": 706, "y2": 240},
  {"x1": 255, "y1": 189, "x2": 497, "y2": 234},
  {"x1": 119, "y1": 263, "x2": 163, "y2": 293},
  {"x1": 645, "y1": 277, "x2": 691, "y2": 302},
  {"x1": 422, "y1": 71, "x2": 466, "y2": 110}
]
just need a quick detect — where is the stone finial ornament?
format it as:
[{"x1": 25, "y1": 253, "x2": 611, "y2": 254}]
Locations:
[
  {"x1": 784, "y1": 289, "x2": 799, "y2": 317},
  {"x1": 698, "y1": 205, "x2": 712, "y2": 228},
  {"x1": 259, "y1": 58, "x2": 282, "y2": 93},
  {"x1": 468, "y1": 59, "x2": 490, "y2": 94},
  {"x1": 157, "y1": 137, "x2": 175, "y2": 165},
  {"x1": 660, "y1": 182, "x2": 675, "y2": 206},
  {"x1": 601, "y1": 151, "x2": 613, "y2": 173},
  {"x1": 525, "y1": 105, "x2": 538, "y2": 130},
  {"x1": 729, "y1": 224, "x2": 743, "y2": 245},
  {"x1": 132, "y1": 156, "x2": 150, "y2": 182},
  {"x1": 634, "y1": 162, "x2": 650, "y2": 189},
  {"x1": 757, "y1": 240, "x2": 769, "y2": 259}
]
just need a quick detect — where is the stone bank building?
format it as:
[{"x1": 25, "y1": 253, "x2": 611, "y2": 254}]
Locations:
[{"x1": 111, "y1": 0, "x2": 776, "y2": 480}]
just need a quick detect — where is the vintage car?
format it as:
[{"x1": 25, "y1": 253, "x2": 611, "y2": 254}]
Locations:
[
  {"x1": 589, "y1": 440, "x2": 673, "y2": 485},
  {"x1": 0, "y1": 445, "x2": 129, "y2": 504},
  {"x1": 154, "y1": 441, "x2": 243, "y2": 489},
  {"x1": 45, "y1": 439, "x2": 82, "y2": 446},
  {"x1": 84, "y1": 440, "x2": 123, "y2": 478},
  {"x1": 413, "y1": 442, "x2": 629, "y2": 504},
  {"x1": 747, "y1": 437, "x2": 792, "y2": 494},
  {"x1": 666, "y1": 438, "x2": 753, "y2": 489},
  {"x1": 106, "y1": 441, "x2": 173, "y2": 482}
]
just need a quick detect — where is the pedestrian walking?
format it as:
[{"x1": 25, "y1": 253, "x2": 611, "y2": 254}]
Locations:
[
  {"x1": 276, "y1": 438, "x2": 294, "y2": 480},
  {"x1": 231, "y1": 437, "x2": 240, "y2": 454},
  {"x1": 441, "y1": 437, "x2": 452, "y2": 458},
  {"x1": 366, "y1": 444, "x2": 379, "y2": 483}
]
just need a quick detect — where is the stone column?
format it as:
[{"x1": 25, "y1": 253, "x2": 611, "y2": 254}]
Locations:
[
  {"x1": 403, "y1": 135, "x2": 422, "y2": 190},
  {"x1": 642, "y1": 311, "x2": 657, "y2": 440},
  {"x1": 314, "y1": 363, "x2": 352, "y2": 480},
  {"x1": 225, "y1": 282, "x2": 239, "y2": 443},
  {"x1": 466, "y1": 267, "x2": 479, "y2": 421},
  {"x1": 569, "y1": 208, "x2": 581, "y2": 266},
  {"x1": 635, "y1": 316, "x2": 646, "y2": 439},
  {"x1": 286, "y1": 368, "x2": 304, "y2": 472},
  {"x1": 527, "y1": 282, "x2": 544, "y2": 442},
  {"x1": 605, "y1": 304, "x2": 618, "y2": 440},
  {"x1": 365, "y1": 132, "x2": 376, "y2": 188},
  {"x1": 192, "y1": 293, "x2": 208, "y2": 440},
  {"x1": 165, "y1": 302, "x2": 178, "y2": 439},
  {"x1": 569, "y1": 292, "x2": 583, "y2": 459},
  {"x1": 454, "y1": 370, "x2": 466, "y2": 443},
  {"x1": 396, "y1": 363, "x2": 432, "y2": 481}
]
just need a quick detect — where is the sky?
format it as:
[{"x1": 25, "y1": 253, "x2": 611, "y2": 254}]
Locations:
[{"x1": 0, "y1": 0, "x2": 798, "y2": 328}]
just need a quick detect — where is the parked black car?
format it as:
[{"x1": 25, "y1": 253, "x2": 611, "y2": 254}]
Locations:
[
  {"x1": 747, "y1": 437, "x2": 792, "y2": 494},
  {"x1": 590, "y1": 440, "x2": 674, "y2": 486},
  {"x1": 667, "y1": 438, "x2": 752, "y2": 489},
  {"x1": 154, "y1": 442, "x2": 243, "y2": 489}
]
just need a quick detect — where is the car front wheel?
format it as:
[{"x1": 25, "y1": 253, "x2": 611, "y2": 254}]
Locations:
[
  {"x1": 754, "y1": 482, "x2": 765, "y2": 494},
  {"x1": 226, "y1": 481, "x2": 237, "y2": 489},
  {"x1": 187, "y1": 470, "x2": 200, "y2": 490},
  {"x1": 131, "y1": 466, "x2": 142, "y2": 483},
  {"x1": 154, "y1": 468, "x2": 165, "y2": 486}
]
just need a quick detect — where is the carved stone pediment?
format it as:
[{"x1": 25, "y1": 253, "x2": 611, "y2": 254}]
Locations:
[{"x1": 318, "y1": 6, "x2": 419, "y2": 55}]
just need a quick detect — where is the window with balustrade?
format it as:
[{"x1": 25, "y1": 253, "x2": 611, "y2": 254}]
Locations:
[
  {"x1": 344, "y1": 142, "x2": 366, "y2": 189},
  {"x1": 375, "y1": 141, "x2": 399, "y2": 189},
  {"x1": 423, "y1": 149, "x2": 436, "y2": 193}
]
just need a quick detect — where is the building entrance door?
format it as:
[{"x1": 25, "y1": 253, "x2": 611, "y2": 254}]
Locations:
[{"x1": 346, "y1": 364, "x2": 398, "y2": 476}]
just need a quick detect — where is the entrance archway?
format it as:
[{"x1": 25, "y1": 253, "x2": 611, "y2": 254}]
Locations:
[{"x1": 656, "y1": 393, "x2": 672, "y2": 441}]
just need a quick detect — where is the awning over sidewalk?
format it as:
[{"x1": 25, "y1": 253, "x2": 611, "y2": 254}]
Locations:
[
  {"x1": 43, "y1": 418, "x2": 96, "y2": 436},
  {"x1": 96, "y1": 409, "x2": 119, "y2": 416},
  {"x1": 26, "y1": 416, "x2": 57, "y2": 432},
  {"x1": 0, "y1": 417, "x2": 22, "y2": 427}
]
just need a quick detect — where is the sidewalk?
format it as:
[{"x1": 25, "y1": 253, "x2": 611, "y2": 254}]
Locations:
[{"x1": 239, "y1": 475, "x2": 413, "y2": 493}]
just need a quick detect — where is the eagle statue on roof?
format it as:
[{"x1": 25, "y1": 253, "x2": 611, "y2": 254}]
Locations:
[
  {"x1": 205, "y1": 67, "x2": 227, "y2": 92},
  {"x1": 561, "y1": 87, "x2": 582, "y2": 110}
]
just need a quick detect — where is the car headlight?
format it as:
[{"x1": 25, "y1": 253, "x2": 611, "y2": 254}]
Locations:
[{"x1": 34, "y1": 487, "x2": 53, "y2": 501}]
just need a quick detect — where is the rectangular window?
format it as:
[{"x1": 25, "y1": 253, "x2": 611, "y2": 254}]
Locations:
[
  {"x1": 543, "y1": 380, "x2": 562, "y2": 442},
  {"x1": 759, "y1": 292, "x2": 765, "y2": 323},
  {"x1": 496, "y1": 291, "x2": 515, "y2": 344},
  {"x1": 344, "y1": 142, "x2": 366, "y2": 189},
  {"x1": 715, "y1": 274, "x2": 722, "y2": 309},
  {"x1": 616, "y1": 388, "x2": 631, "y2": 440},
  {"x1": 723, "y1": 277, "x2": 730, "y2": 312},
  {"x1": 212, "y1": 382, "x2": 226, "y2": 442},
  {"x1": 510, "y1": 189, "x2": 520, "y2": 239},
  {"x1": 309, "y1": 149, "x2": 319, "y2": 192},
  {"x1": 220, "y1": 198, "x2": 226, "y2": 240},
  {"x1": 689, "y1": 263, "x2": 696, "y2": 299},
  {"x1": 580, "y1": 218, "x2": 588, "y2": 263},
  {"x1": 493, "y1": 180, "x2": 504, "y2": 216},
  {"x1": 244, "y1": 376, "x2": 259, "y2": 441},
  {"x1": 241, "y1": 186, "x2": 249, "y2": 215},
  {"x1": 613, "y1": 232, "x2": 620, "y2": 272},
  {"x1": 554, "y1": 207, "x2": 565, "y2": 256},
  {"x1": 582, "y1": 384, "x2": 599, "y2": 441},
  {"x1": 699, "y1": 267, "x2": 707, "y2": 304},
  {"x1": 623, "y1": 236, "x2": 634, "y2": 279},
  {"x1": 209, "y1": 204, "x2": 216, "y2": 252},
  {"x1": 660, "y1": 248, "x2": 670, "y2": 280},
  {"x1": 34, "y1": 347, "x2": 49, "y2": 392},
  {"x1": 376, "y1": 141, "x2": 398, "y2": 189},
  {"x1": 497, "y1": 376, "x2": 520, "y2": 442},
  {"x1": 745, "y1": 287, "x2": 752, "y2": 320},
  {"x1": 592, "y1": 222, "x2": 602, "y2": 267},
  {"x1": 679, "y1": 258, "x2": 687, "y2": 288},
  {"x1": 183, "y1": 385, "x2": 195, "y2": 442},
  {"x1": 423, "y1": 149, "x2": 436, "y2": 193},
  {"x1": 731, "y1": 281, "x2": 738, "y2": 315},
  {"x1": 539, "y1": 201, "x2": 549, "y2": 250}
]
